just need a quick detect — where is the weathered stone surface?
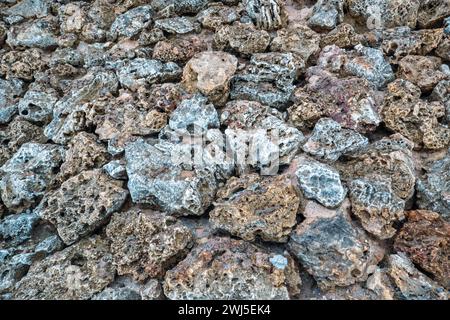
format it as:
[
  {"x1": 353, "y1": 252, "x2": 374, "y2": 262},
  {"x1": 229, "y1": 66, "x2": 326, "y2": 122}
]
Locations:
[
  {"x1": 416, "y1": 150, "x2": 450, "y2": 220},
  {"x1": 103, "y1": 160, "x2": 127, "y2": 180},
  {"x1": 182, "y1": 51, "x2": 238, "y2": 105},
  {"x1": 417, "y1": 0, "x2": 450, "y2": 28},
  {"x1": 394, "y1": 210, "x2": 449, "y2": 288},
  {"x1": 109, "y1": 6, "x2": 153, "y2": 40},
  {"x1": 288, "y1": 200, "x2": 385, "y2": 289},
  {"x1": 0, "y1": 143, "x2": 65, "y2": 212},
  {"x1": 397, "y1": 55, "x2": 446, "y2": 93},
  {"x1": 270, "y1": 24, "x2": 320, "y2": 62},
  {"x1": 387, "y1": 253, "x2": 448, "y2": 300},
  {"x1": 37, "y1": 170, "x2": 128, "y2": 245},
  {"x1": 0, "y1": 119, "x2": 46, "y2": 166},
  {"x1": 153, "y1": 36, "x2": 207, "y2": 62},
  {"x1": 337, "y1": 134, "x2": 417, "y2": 201},
  {"x1": 436, "y1": 36, "x2": 450, "y2": 61},
  {"x1": 106, "y1": 208, "x2": 193, "y2": 281},
  {"x1": 349, "y1": 179, "x2": 405, "y2": 239},
  {"x1": 197, "y1": 3, "x2": 239, "y2": 30},
  {"x1": 382, "y1": 79, "x2": 450, "y2": 150},
  {"x1": 320, "y1": 23, "x2": 360, "y2": 48},
  {"x1": 213, "y1": 22, "x2": 271, "y2": 55},
  {"x1": 0, "y1": 49, "x2": 45, "y2": 81},
  {"x1": 13, "y1": 236, "x2": 115, "y2": 300},
  {"x1": 244, "y1": 0, "x2": 286, "y2": 30},
  {"x1": 382, "y1": 27, "x2": 444, "y2": 63},
  {"x1": 231, "y1": 52, "x2": 298, "y2": 108},
  {"x1": 154, "y1": 17, "x2": 196, "y2": 34},
  {"x1": 93, "y1": 277, "x2": 163, "y2": 300},
  {"x1": 109, "y1": 58, "x2": 181, "y2": 91},
  {"x1": 53, "y1": 132, "x2": 109, "y2": 185},
  {"x1": 210, "y1": 174, "x2": 301, "y2": 242},
  {"x1": 346, "y1": 0, "x2": 420, "y2": 29},
  {"x1": 344, "y1": 45, "x2": 395, "y2": 89},
  {"x1": 164, "y1": 237, "x2": 301, "y2": 299},
  {"x1": 6, "y1": 18, "x2": 58, "y2": 49},
  {"x1": 0, "y1": 78, "x2": 24, "y2": 124},
  {"x1": 17, "y1": 89, "x2": 58, "y2": 124},
  {"x1": 288, "y1": 66, "x2": 383, "y2": 133},
  {"x1": 290, "y1": 156, "x2": 346, "y2": 208},
  {"x1": 125, "y1": 138, "x2": 218, "y2": 216},
  {"x1": 302, "y1": 118, "x2": 368, "y2": 161},
  {"x1": 308, "y1": 0, "x2": 344, "y2": 31}
]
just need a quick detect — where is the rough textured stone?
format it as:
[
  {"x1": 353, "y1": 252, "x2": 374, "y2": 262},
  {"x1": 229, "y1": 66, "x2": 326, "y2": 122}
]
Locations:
[
  {"x1": 37, "y1": 170, "x2": 128, "y2": 245},
  {"x1": 213, "y1": 22, "x2": 271, "y2": 55},
  {"x1": 270, "y1": 24, "x2": 320, "y2": 62},
  {"x1": 0, "y1": 49, "x2": 45, "y2": 81},
  {"x1": 387, "y1": 253, "x2": 448, "y2": 300},
  {"x1": 154, "y1": 17, "x2": 196, "y2": 34},
  {"x1": 337, "y1": 134, "x2": 417, "y2": 201},
  {"x1": 210, "y1": 174, "x2": 301, "y2": 242},
  {"x1": 13, "y1": 236, "x2": 115, "y2": 300},
  {"x1": 244, "y1": 0, "x2": 286, "y2": 30},
  {"x1": 17, "y1": 89, "x2": 58, "y2": 124},
  {"x1": 288, "y1": 66, "x2": 383, "y2": 133},
  {"x1": 394, "y1": 210, "x2": 449, "y2": 288},
  {"x1": 125, "y1": 138, "x2": 218, "y2": 216},
  {"x1": 152, "y1": 36, "x2": 207, "y2": 62},
  {"x1": 164, "y1": 237, "x2": 301, "y2": 299},
  {"x1": 346, "y1": 0, "x2": 420, "y2": 29},
  {"x1": 6, "y1": 18, "x2": 58, "y2": 49},
  {"x1": 182, "y1": 51, "x2": 238, "y2": 105},
  {"x1": 349, "y1": 179, "x2": 405, "y2": 239},
  {"x1": 302, "y1": 118, "x2": 368, "y2": 161},
  {"x1": 382, "y1": 79, "x2": 450, "y2": 150},
  {"x1": 106, "y1": 208, "x2": 193, "y2": 281},
  {"x1": 397, "y1": 55, "x2": 446, "y2": 93},
  {"x1": 290, "y1": 155, "x2": 346, "y2": 208},
  {"x1": 0, "y1": 119, "x2": 46, "y2": 166},
  {"x1": 109, "y1": 58, "x2": 181, "y2": 91},
  {"x1": 231, "y1": 52, "x2": 298, "y2": 108},
  {"x1": 93, "y1": 277, "x2": 163, "y2": 300},
  {"x1": 109, "y1": 6, "x2": 153, "y2": 40},
  {"x1": 417, "y1": 0, "x2": 450, "y2": 28},
  {"x1": 0, "y1": 143, "x2": 65, "y2": 212},
  {"x1": 288, "y1": 200, "x2": 385, "y2": 289},
  {"x1": 308, "y1": 0, "x2": 344, "y2": 31},
  {"x1": 197, "y1": 3, "x2": 239, "y2": 30},
  {"x1": 0, "y1": 78, "x2": 24, "y2": 124},
  {"x1": 416, "y1": 150, "x2": 450, "y2": 220}
]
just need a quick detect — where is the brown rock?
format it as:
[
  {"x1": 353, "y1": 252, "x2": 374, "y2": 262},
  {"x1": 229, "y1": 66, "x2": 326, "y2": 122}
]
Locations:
[
  {"x1": 382, "y1": 79, "x2": 450, "y2": 150},
  {"x1": 397, "y1": 55, "x2": 446, "y2": 92},
  {"x1": 182, "y1": 51, "x2": 238, "y2": 105},
  {"x1": 37, "y1": 169, "x2": 128, "y2": 245},
  {"x1": 13, "y1": 236, "x2": 115, "y2": 300},
  {"x1": 394, "y1": 210, "x2": 450, "y2": 288},
  {"x1": 147, "y1": 83, "x2": 184, "y2": 113},
  {"x1": 210, "y1": 174, "x2": 301, "y2": 242},
  {"x1": 164, "y1": 237, "x2": 301, "y2": 299},
  {"x1": 152, "y1": 35, "x2": 207, "y2": 63},
  {"x1": 417, "y1": 0, "x2": 450, "y2": 28},
  {"x1": 0, "y1": 49, "x2": 46, "y2": 81},
  {"x1": 106, "y1": 208, "x2": 193, "y2": 281}
]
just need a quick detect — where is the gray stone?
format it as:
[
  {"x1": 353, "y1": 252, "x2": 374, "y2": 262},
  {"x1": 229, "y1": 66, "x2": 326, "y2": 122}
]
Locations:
[
  {"x1": 0, "y1": 78, "x2": 24, "y2": 124},
  {"x1": 110, "y1": 58, "x2": 181, "y2": 91},
  {"x1": 308, "y1": 0, "x2": 344, "y2": 31},
  {"x1": 125, "y1": 138, "x2": 218, "y2": 216},
  {"x1": 344, "y1": 45, "x2": 395, "y2": 89},
  {"x1": 154, "y1": 17, "x2": 195, "y2": 34},
  {"x1": 302, "y1": 118, "x2": 368, "y2": 162},
  {"x1": 0, "y1": 143, "x2": 65, "y2": 212},
  {"x1": 4, "y1": 0, "x2": 50, "y2": 20},
  {"x1": 231, "y1": 52, "x2": 298, "y2": 108},
  {"x1": 103, "y1": 160, "x2": 127, "y2": 180},
  {"x1": 417, "y1": 151, "x2": 450, "y2": 220},
  {"x1": 387, "y1": 253, "x2": 448, "y2": 300},
  {"x1": 18, "y1": 90, "x2": 57, "y2": 123},
  {"x1": 0, "y1": 212, "x2": 39, "y2": 247},
  {"x1": 291, "y1": 155, "x2": 346, "y2": 208},
  {"x1": 109, "y1": 6, "x2": 153, "y2": 40},
  {"x1": 349, "y1": 179, "x2": 405, "y2": 239},
  {"x1": 244, "y1": 0, "x2": 285, "y2": 30},
  {"x1": 93, "y1": 276, "x2": 163, "y2": 300},
  {"x1": 288, "y1": 200, "x2": 385, "y2": 289},
  {"x1": 6, "y1": 19, "x2": 58, "y2": 49}
]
